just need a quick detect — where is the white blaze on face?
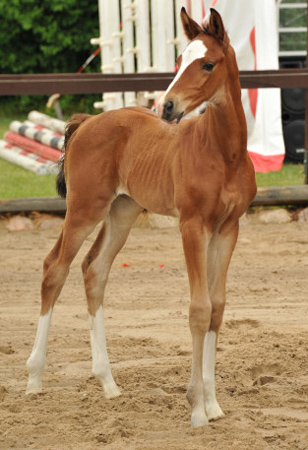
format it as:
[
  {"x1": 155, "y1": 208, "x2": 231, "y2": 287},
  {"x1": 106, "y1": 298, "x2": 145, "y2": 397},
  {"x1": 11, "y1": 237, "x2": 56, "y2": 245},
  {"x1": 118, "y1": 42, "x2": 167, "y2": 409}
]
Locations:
[{"x1": 165, "y1": 39, "x2": 208, "y2": 96}]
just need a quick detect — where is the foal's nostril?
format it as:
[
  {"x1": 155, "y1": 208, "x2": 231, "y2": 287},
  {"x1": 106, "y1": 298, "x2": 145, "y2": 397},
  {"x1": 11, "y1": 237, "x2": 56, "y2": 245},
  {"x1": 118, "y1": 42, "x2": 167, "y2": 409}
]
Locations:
[
  {"x1": 163, "y1": 100, "x2": 174, "y2": 119},
  {"x1": 165, "y1": 100, "x2": 173, "y2": 112}
]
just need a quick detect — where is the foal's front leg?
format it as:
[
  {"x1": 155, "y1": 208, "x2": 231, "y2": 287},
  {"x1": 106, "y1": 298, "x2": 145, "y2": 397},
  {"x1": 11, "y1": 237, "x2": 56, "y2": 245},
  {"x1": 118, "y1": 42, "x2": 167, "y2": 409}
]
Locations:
[
  {"x1": 204, "y1": 223, "x2": 239, "y2": 420},
  {"x1": 181, "y1": 219, "x2": 212, "y2": 427}
]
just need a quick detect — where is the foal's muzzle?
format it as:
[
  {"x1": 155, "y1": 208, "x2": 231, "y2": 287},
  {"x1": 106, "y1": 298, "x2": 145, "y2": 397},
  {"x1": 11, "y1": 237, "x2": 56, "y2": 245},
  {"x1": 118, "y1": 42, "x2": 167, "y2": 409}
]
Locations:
[{"x1": 162, "y1": 100, "x2": 184, "y2": 123}]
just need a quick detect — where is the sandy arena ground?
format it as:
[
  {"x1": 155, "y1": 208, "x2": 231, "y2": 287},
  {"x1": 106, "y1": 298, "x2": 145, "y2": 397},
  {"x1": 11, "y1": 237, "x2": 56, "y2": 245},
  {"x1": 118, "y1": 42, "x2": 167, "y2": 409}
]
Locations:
[{"x1": 0, "y1": 211, "x2": 308, "y2": 449}]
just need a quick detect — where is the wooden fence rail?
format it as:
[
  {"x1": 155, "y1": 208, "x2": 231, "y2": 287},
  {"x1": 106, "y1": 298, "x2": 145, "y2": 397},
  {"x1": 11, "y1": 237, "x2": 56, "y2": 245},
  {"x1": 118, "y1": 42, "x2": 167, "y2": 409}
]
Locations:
[{"x1": 1, "y1": 69, "x2": 308, "y2": 96}]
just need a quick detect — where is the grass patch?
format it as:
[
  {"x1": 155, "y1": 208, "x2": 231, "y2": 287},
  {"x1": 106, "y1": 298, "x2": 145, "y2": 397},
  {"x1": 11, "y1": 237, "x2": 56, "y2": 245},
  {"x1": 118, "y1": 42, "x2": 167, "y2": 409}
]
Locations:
[
  {"x1": 0, "y1": 159, "x2": 304, "y2": 199},
  {"x1": 0, "y1": 159, "x2": 57, "y2": 198},
  {"x1": 255, "y1": 163, "x2": 305, "y2": 187}
]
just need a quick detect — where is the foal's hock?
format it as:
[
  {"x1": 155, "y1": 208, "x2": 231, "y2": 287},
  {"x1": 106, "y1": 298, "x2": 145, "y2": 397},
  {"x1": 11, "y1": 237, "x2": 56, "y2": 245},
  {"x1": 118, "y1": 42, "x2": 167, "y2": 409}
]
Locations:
[{"x1": 27, "y1": 8, "x2": 256, "y2": 428}]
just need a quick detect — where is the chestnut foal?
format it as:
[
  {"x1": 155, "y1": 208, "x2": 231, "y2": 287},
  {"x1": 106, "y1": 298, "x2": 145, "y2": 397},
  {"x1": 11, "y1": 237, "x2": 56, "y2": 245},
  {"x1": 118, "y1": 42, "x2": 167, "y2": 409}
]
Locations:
[{"x1": 27, "y1": 8, "x2": 256, "y2": 427}]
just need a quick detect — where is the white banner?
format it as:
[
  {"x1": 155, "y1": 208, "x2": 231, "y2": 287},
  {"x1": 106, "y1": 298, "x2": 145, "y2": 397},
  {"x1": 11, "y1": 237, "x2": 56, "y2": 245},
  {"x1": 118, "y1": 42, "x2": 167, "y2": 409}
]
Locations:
[{"x1": 203, "y1": 0, "x2": 285, "y2": 172}]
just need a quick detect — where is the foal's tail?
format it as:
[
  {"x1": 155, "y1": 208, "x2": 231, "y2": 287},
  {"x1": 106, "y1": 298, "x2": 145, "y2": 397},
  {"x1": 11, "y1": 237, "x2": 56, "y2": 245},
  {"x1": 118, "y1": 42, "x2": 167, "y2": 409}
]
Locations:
[{"x1": 56, "y1": 113, "x2": 92, "y2": 198}]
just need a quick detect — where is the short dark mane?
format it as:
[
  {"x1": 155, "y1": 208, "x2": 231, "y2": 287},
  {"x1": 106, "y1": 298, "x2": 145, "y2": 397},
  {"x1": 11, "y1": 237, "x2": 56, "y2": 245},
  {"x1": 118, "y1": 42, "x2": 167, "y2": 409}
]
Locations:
[{"x1": 201, "y1": 24, "x2": 212, "y2": 36}]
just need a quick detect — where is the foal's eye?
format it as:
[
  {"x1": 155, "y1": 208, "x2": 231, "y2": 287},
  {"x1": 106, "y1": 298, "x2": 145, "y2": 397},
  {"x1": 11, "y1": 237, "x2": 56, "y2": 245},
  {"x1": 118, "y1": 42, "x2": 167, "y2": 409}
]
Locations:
[{"x1": 203, "y1": 63, "x2": 214, "y2": 72}]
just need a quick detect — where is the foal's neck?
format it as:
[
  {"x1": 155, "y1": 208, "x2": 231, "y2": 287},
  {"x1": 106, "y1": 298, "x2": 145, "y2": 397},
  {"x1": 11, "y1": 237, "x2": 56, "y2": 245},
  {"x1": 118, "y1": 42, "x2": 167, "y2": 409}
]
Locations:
[{"x1": 201, "y1": 66, "x2": 247, "y2": 164}]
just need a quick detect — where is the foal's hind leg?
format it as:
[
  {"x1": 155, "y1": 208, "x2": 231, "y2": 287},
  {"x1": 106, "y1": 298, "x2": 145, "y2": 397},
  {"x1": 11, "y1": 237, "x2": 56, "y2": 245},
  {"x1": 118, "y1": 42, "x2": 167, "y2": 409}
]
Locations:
[
  {"x1": 82, "y1": 195, "x2": 143, "y2": 398},
  {"x1": 26, "y1": 209, "x2": 109, "y2": 394}
]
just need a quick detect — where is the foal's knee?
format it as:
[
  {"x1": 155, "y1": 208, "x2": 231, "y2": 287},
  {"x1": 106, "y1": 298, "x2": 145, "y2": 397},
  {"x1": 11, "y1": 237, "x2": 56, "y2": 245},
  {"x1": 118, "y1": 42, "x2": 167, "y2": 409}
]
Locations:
[
  {"x1": 189, "y1": 300, "x2": 212, "y2": 335},
  {"x1": 81, "y1": 254, "x2": 103, "y2": 285},
  {"x1": 210, "y1": 301, "x2": 225, "y2": 333},
  {"x1": 82, "y1": 254, "x2": 107, "y2": 315},
  {"x1": 43, "y1": 251, "x2": 58, "y2": 274},
  {"x1": 81, "y1": 253, "x2": 92, "y2": 277}
]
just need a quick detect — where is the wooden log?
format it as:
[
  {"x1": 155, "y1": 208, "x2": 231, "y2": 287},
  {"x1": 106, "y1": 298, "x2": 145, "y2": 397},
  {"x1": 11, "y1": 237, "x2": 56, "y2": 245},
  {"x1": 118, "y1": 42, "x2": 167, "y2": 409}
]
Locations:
[
  {"x1": 0, "y1": 197, "x2": 66, "y2": 213},
  {"x1": 1, "y1": 186, "x2": 308, "y2": 214},
  {"x1": 253, "y1": 185, "x2": 308, "y2": 206}
]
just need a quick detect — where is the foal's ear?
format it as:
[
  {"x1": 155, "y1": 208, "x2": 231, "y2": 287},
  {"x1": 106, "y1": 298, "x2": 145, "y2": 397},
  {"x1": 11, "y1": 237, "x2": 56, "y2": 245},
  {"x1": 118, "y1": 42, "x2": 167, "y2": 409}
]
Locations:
[
  {"x1": 208, "y1": 8, "x2": 225, "y2": 43},
  {"x1": 181, "y1": 7, "x2": 203, "y2": 40}
]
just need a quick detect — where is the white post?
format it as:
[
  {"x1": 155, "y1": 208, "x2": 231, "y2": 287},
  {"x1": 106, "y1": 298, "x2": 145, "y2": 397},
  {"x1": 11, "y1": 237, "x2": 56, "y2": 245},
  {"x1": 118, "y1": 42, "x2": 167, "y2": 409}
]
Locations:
[
  {"x1": 146, "y1": 0, "x2": 177, "y2": 105},
  {"x1": 175, "y1": 0, "x2": 189, "y2": 55},
  {"x1": 121, "y1": 0, "x2": 137, "y2": 106},
  {"x1": 135, "y1": 0, "x2": 151, "y2": 73},
  {"x1": 151, "y1": 0, "x2": 175, "y2": 72},
  {"x1": 134, "y1": 0, "x2": 151, "y2": 106},
  {"x1": 92, "y1": 0, "x2": 123, "y2": 111}
]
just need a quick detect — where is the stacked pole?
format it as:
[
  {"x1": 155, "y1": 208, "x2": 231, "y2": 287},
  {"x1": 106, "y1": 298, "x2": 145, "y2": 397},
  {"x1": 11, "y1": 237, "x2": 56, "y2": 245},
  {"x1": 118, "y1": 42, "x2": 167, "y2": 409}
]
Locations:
[{"x1": 0, "y1": 111, "x2": 65, "y2": 175}]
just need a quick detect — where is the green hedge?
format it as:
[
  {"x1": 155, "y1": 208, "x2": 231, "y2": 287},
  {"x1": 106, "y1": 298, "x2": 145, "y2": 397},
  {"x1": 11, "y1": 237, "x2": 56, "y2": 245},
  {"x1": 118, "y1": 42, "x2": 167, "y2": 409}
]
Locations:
[{"x1": 0, "y1": 0, "x2": 101, "y2": 115}]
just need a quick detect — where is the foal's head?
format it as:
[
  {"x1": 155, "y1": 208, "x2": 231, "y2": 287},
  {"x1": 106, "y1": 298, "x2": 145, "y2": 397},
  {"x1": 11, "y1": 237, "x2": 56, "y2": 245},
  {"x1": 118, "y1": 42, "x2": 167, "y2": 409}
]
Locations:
[{"x1": 162, "y1": 8, "x2": 233, "y2": 123}]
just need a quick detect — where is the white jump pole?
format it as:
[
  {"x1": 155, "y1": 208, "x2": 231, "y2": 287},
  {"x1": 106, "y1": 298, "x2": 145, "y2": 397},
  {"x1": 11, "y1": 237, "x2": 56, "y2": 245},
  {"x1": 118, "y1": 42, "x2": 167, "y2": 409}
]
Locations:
[
  {"x1": 0, "y1": 140, "x2": 57, "y2": 175},
  {"x1": 28, "y1": 111, "x2": 65, "y2": 134},
  {"x1": 10, "y1": 121, "x2": 64, "y2": 150}
]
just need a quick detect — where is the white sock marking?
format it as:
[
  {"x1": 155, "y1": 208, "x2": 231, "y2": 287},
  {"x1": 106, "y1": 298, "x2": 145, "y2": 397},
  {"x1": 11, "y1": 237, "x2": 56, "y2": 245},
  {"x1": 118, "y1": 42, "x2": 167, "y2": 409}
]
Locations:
[
  {"x1": 26, "y1": 309, "x2": 53, "y2": 394},
  {"x1": 203, "y1": 331, "x2": 224, "y2": 420},
  {"x1": 89, "y1": 305, "x2": 120, "y2": 398}
]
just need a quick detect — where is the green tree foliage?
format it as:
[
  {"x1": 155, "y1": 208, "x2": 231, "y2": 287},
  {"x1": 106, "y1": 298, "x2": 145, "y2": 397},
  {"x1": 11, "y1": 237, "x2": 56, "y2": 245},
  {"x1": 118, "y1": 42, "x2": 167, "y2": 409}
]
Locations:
[
  {"x1": 0, "y1": 0, "x2": 100, "y2": 74},
  {"x1": 0, "y1": 0, "x2": 101, "y2": 115}
]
